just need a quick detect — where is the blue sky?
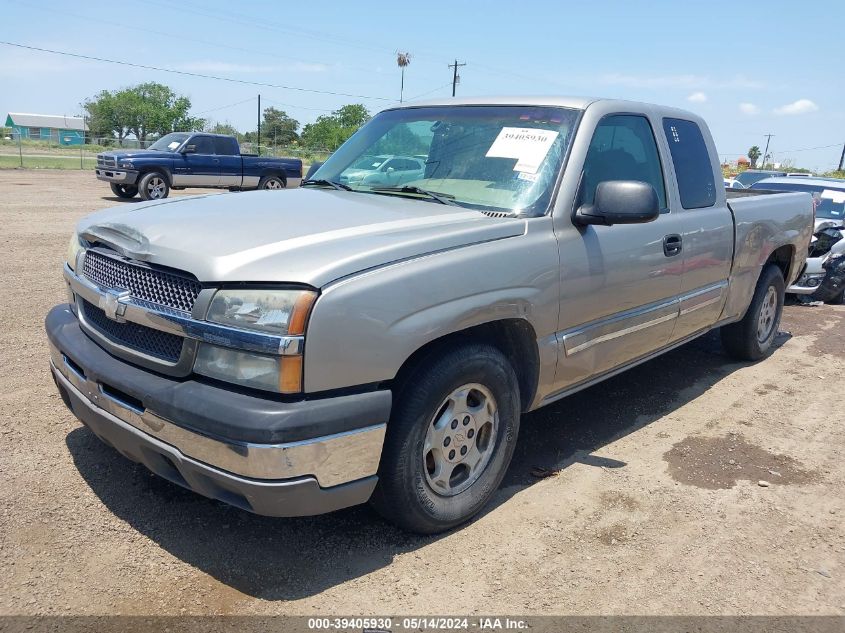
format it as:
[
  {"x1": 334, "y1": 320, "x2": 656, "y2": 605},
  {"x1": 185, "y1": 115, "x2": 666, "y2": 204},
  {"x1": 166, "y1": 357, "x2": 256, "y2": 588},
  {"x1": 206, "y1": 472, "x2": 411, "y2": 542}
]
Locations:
[{"x1": 1, "y1": 0, "x2": 843, "y2": 171}]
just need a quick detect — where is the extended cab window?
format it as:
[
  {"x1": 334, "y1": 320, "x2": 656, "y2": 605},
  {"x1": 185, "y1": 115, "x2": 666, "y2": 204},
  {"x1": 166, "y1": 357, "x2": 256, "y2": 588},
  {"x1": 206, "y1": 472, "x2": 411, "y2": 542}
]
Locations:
[
  {"x1": 190, "y1": 136, "x2": 215, "y2": 154},
  {"x1": 580, "y1": 115, "x2": 667, "y2": 209},
  {"x1": 213, "y1": 137, "x2": 238, "y2": 155},
  {"x1": 662, "y1": 118, "x2": 716, "y2": 209}
]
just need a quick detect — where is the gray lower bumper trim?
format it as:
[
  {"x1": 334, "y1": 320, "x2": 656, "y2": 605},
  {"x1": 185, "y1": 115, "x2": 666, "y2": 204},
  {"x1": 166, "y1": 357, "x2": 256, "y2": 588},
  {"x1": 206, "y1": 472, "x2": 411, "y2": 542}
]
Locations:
[
  {"x1": 95, "y1": 169, "x2": 138, "y2": 184},
  {"x1": 53, "y1": 366, "x2": 377, "y2": 517}
]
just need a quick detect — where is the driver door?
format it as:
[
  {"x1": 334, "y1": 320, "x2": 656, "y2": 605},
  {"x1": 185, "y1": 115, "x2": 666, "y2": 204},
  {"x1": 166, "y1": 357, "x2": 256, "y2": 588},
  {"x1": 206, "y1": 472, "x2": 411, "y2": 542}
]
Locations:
[
  {"x1": 173, "y1": 135, "x2": 220, "y2": 186},
  {"x1": 554, "y1": 114, "x2": 686, "y2": 389}
]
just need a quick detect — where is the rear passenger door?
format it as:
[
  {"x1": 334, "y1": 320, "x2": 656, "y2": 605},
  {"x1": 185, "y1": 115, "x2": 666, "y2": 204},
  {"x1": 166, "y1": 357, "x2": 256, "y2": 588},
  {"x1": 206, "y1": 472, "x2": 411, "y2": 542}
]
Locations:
[
  {"x1": 213, "y1": 137, "x2": 243, "y2": 187},
  {"x1": 555, "y1": 114, "x2": 686, "y2": 387},
  {"x1": 660, "y1": 118, "x2": 733, "y2": 342}
]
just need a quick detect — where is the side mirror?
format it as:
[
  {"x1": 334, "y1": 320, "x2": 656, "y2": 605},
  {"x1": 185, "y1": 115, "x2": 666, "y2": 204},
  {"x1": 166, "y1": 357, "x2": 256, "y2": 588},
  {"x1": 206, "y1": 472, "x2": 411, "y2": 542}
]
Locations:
[
  {"x1": 304, "y1": 162, "x2": 323, "y2": 180},
  {"x1": 575, "y1": 180, "x2": 660, "y2": 226},
  {"x1": 182, "y1": 144, "x2": 196, "y2": 154}
]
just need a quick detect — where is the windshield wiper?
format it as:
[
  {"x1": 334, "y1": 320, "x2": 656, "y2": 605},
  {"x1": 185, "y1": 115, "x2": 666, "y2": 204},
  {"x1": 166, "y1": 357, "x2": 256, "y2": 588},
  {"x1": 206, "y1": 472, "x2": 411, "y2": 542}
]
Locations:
[
  {"x1": 301, "y1": 178, "x2": 352, "y2": 191},
  {"x1": 370, "y1": 185, "x2": 458, "y2": 206}
]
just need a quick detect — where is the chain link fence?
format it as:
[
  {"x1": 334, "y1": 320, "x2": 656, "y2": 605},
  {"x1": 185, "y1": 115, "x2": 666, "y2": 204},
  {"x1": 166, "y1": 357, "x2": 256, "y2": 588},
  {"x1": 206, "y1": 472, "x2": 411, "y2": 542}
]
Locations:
[{"x1": 0, "y1": 132, "x2": 331, "y2": 170}]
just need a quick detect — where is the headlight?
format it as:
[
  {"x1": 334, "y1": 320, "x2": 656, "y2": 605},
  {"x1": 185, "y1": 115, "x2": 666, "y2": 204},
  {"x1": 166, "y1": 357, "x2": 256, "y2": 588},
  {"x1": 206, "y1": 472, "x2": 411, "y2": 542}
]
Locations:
[
  {"x1": 196, "y1": 288, "x2": 316, "y2": 393},
  {"x1": 206, "y1": 289, "x2": 316, "y2": 336},
  {"x1": 118, "y1": 160, "x2": 134, "y2": 169},
  {"x1": 66, "y1": 234, "x2": 83, "y2": 271}
]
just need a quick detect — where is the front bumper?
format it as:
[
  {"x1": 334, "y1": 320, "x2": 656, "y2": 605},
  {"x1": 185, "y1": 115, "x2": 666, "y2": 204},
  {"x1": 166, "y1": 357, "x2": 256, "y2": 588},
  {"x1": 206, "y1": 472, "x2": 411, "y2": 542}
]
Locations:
[
  {"x1": 95, "y1": 168, "x2": 138, "y2": 184},
  {"x1": 46, "y1": 305, "x2": 391, "y2": 516}
]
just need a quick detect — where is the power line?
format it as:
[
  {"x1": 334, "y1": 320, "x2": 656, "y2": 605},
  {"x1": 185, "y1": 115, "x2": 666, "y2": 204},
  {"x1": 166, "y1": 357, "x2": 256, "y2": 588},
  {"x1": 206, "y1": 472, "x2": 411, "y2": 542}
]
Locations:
[
  {"x1": 194, "y1": 97, "x2": 256, "y2": 115},
  {"x1": 0, "y1": 41, "x2": 393, "y2": 101},
  {"x1": 11, "y1": 0, "x2": 383, "y2": 75}
]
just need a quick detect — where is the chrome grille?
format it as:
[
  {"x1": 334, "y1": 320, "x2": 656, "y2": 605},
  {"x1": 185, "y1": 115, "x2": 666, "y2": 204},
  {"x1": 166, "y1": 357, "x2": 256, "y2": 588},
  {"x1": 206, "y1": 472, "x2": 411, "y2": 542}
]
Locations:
[
  {"x1": 82, "y1": 250, "x2": 202, "y2": 314},
  {"x1": 96, "y1": 154, "x2": 116, "y2": 168},
  {"x1": 81, "y1": 299, "x2": 183, "y2": 363}
]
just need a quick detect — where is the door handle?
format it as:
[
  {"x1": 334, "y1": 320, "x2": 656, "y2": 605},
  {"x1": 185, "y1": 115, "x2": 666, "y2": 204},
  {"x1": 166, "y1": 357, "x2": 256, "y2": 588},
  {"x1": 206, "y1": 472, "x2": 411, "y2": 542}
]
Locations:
[
  {"x1": 663, "y1": 234, "x2": 683, "y2": 257},
  {"x1": 212, "y1": 158, "x2": 220, "y2": 164}
]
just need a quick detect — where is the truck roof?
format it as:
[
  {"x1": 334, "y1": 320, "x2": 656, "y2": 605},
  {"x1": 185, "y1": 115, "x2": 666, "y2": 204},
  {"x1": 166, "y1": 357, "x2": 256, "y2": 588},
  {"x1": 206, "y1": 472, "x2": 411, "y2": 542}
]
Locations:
[{"x1": 387, "y1": 95, "x2": 703, "y2": 119}]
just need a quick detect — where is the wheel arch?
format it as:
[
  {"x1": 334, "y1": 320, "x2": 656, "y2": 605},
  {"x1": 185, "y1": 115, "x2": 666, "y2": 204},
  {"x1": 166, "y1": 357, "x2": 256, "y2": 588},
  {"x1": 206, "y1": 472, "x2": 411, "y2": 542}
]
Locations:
[
  {"x1": 136, "y1": 165, "x2": 172, "y2": 186},
  {"x1": 260, "y1": 168, "x2": 287, "y2": 184},
  {"x1": 766, "y1": 243, "x2": 795, "y2": 284},
  {"x1": 390, "y1": 318, "x2": 540, "y2": 413}
]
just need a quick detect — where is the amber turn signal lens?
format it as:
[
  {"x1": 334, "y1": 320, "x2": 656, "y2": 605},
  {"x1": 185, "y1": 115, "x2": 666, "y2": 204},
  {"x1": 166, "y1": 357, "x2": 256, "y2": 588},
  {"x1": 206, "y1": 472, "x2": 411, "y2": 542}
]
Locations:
[
  {"x1": 279, "y1": 355, "x2": 303, "y2": 394},
  {"x1": 288, "y1": 292, "x2": 317, "y2": 336}
]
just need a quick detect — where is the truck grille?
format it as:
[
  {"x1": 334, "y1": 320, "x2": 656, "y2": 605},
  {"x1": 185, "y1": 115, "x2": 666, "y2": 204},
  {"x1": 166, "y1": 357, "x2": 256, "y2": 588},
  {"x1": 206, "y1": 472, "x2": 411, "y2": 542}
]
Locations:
[
  {"x1": 82, "y1": 250, "x2": 202, "y2": 314},
  {"x1": 81, "y1": 299, "x2": 184, "y2": 363},
  {"x1": 96, "y1": 155, "x2": 116, "y2": 168}
]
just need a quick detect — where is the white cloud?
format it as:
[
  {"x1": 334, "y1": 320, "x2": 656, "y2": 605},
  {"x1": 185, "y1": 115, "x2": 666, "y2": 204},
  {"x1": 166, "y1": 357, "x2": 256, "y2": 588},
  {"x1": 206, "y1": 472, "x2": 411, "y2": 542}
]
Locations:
[
  {"x1": 687, "y1": 91, "x2": 707, "y2": 103},
  {"x1": 774, "y1": 99, "x2": 819, "y2": 115},
  {"x1": 739, "y1": 102, "x2": 760, "y2": 115}
]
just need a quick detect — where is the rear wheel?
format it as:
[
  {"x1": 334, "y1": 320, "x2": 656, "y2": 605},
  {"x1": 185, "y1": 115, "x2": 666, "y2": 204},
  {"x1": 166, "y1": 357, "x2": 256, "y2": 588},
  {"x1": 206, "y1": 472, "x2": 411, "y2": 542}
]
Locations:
[
  {"x1": 259, "y1": 174, "x2": 286, "y2": 190},
  {"x1": 721, "y1": 264, "x2": 785, "y2": 361},
  {"x1": 371, "y1": 344, "x2": 520, "y2": 534},
  {"x1": 109, "y1": 183, "x2": 138, "y2": 199},
  {"x1": 138, "y1": 171, "x2": 170, "y2": 201}
]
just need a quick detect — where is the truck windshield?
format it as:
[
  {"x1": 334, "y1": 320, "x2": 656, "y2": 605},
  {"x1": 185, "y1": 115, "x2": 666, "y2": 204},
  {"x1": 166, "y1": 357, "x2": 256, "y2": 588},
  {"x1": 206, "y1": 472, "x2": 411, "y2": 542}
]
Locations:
[
  {"x1": 312, "y1": 105, "x2": 580, "y2": 215},
  {"x1": 148, "y1": 133, "x2": 191, "y2": 152}
]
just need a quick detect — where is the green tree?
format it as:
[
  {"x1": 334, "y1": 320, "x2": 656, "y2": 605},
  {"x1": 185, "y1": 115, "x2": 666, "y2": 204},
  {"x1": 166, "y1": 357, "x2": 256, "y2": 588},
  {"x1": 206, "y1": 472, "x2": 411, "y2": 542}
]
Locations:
[
  {"x1": 262, "y1": 107, "x2": 299, "y2": 145},
  {"x1": 207, "y1": 122, "x2": 240, "y2": 136},
  {"x1": 747, "y1": 145, "x2": 761, "y2": 168},
  {"x1": 82, "y1": 82, "x2": 204, "y2": 145},
  {"x1": 300, "y1": 104, "x2": 370, "y2": 151}
]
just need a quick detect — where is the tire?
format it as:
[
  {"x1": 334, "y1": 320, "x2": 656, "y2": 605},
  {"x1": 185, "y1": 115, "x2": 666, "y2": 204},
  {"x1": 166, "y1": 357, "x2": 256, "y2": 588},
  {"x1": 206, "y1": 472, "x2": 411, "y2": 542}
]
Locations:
[
  {"x1": 371, "y1": 343, "x2": 520, "y2": 534},
  {"x1": 138, "y1": 172, "x2": 170, "y2": 201},
  {"x1": 110, "y1": 183, "x2": 138, "y2": 199},
  {"x1": 721, "y1": 264, "x2": 785, "y2": 361},
  {"x1": 258, "y1": 174, "x2": 286, "y2": 190},
  {"x1": 826, "y1": 288, "x2": 845, "y2": 305}
]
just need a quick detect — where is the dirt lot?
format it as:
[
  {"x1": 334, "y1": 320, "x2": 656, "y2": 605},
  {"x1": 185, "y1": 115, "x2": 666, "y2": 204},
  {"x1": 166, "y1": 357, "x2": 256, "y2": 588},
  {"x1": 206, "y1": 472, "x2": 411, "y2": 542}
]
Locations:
[{"x1": 0, "y1": 169, "x2": 843, "y2": 617}]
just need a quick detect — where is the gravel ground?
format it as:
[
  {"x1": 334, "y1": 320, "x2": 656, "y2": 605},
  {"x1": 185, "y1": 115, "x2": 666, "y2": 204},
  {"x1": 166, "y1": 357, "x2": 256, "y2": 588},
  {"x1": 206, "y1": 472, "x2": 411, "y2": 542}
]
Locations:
[{"x1": 0, "y1": 170, "x2": 843, "y2": 617}]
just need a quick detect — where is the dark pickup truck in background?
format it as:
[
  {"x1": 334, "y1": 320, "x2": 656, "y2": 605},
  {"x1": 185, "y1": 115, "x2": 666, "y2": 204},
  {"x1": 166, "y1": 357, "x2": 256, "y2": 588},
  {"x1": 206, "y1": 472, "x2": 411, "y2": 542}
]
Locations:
[{"x1": 95, "y1": 132, "x2": 302, "y2": 200}]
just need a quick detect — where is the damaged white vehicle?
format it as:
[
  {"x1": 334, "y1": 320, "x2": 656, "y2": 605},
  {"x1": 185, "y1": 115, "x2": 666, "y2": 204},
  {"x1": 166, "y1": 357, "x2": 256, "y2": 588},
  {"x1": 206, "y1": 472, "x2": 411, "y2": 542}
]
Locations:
[{"x1": 751, "y1": 177, "x2": 845, "y2": 304}]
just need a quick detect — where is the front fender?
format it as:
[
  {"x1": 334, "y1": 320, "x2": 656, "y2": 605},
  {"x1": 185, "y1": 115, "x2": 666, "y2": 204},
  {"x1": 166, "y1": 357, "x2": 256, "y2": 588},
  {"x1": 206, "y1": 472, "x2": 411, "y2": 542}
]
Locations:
[{"x1": 303, "y1": 217, "x2": 561, "y2": 394}]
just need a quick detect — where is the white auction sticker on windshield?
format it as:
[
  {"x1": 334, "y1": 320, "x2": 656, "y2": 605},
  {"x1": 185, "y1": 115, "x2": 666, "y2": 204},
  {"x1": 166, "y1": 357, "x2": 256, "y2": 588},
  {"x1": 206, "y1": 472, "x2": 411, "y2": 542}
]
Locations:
[
  {"x1": 821, "y1": 189, "x2": 845, "y2": 204},
  {"x1": 486, "y1": 127, "x2": 559, "y2": 174}
]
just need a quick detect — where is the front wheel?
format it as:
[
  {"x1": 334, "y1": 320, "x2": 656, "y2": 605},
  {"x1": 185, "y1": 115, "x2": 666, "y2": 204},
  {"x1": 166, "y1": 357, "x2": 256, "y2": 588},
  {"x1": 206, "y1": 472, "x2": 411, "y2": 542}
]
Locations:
[
  {"x1": 259, "y1": 174, "x2": 286, "y2": 190},
  {"x1": 138, "y1": 172, "x2": 170, "y2": 201},
  {"x1": 721, "y1": 264, "x2": 785, "y2": 361},
  {"x1": 110, "y1": 183, "x2": 138, "y2": 199},
  {"x1": 371, "y1": 344, "x2": 520, "y2": 534}
]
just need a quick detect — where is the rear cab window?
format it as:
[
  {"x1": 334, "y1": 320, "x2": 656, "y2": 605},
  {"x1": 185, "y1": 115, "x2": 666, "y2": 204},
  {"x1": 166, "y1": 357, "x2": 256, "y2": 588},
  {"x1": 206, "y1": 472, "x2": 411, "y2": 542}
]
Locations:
[
  {"x1": 662, "y1": 118, "x2": 716, "y2": 209},
  {"x1": 213, "y1": 137, "x2": 238, "y2": 155}
]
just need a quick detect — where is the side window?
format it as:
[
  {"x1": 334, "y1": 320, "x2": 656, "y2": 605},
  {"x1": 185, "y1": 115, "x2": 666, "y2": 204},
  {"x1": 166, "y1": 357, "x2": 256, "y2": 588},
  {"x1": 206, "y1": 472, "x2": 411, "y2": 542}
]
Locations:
[
  {"x1": 190, "y1": 136, "x2": 215, "y2": 154},
  {"x1": 213, "y1": 137, "x2": 237, "y2": 155},
  {"x1": 662, "y1": 118, "x2": 716, "y2": 209},
  {"x1": 581, "y1": 115, "x2": 667, "y2": 209}
]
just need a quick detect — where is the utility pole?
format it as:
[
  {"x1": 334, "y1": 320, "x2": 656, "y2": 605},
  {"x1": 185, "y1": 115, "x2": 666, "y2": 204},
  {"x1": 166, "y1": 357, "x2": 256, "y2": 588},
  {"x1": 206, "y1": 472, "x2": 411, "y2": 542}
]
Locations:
[
  {"x1": 257, "y1": 94, "x2": 261, "y2": 156},
  {"x1": 449, "y1": 60, "x2": 466, "y2": 97},
  {"x1": 762, "y1": 134, "x2": 773, "y2": 169},
  {"x1": 838, "y1": 142, "x2": 845, "y2": 172}
]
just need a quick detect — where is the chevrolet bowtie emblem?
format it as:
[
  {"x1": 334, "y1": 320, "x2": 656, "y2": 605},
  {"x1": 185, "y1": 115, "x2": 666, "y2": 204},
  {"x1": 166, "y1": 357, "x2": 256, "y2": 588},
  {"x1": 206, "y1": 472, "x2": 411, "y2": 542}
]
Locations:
[{"x1": 100, "y1": 288, "x2": 131, "y2": 322}]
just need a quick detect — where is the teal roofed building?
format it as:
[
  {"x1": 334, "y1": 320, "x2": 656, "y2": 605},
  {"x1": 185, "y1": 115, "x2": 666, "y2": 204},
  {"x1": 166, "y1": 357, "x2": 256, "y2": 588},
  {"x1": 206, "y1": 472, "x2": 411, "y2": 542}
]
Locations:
[{"x1": 5, "y1": 112, "x2": 88, "y2": 145}]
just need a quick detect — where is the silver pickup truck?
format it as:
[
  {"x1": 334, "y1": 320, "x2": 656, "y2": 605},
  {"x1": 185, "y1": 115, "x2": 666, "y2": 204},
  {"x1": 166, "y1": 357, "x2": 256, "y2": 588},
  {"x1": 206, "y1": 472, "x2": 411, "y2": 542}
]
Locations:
[{"x1": 46, "y1": 97, "x2": 813, "y2": 534}]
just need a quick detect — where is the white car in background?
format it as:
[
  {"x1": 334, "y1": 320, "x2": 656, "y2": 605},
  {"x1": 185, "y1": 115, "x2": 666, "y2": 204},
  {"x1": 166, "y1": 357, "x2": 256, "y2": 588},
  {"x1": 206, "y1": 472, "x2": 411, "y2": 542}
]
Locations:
[
  {"x1": 339, "y1": 154, "x2": 426, "y2": 187},
  {"x1": 724, "y1": 178, "x2": 745, "y2": 189}
]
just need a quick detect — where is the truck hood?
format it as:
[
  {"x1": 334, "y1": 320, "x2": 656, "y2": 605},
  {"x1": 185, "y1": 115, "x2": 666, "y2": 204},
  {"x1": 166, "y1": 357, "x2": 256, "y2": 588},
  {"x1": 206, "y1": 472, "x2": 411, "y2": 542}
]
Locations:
[
  {"x1": 99, "y1": 149, "x2": 176, "y2": 160},
  {"x1": 76, "y1": 189, "x2": 526, "y2": 287}
]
